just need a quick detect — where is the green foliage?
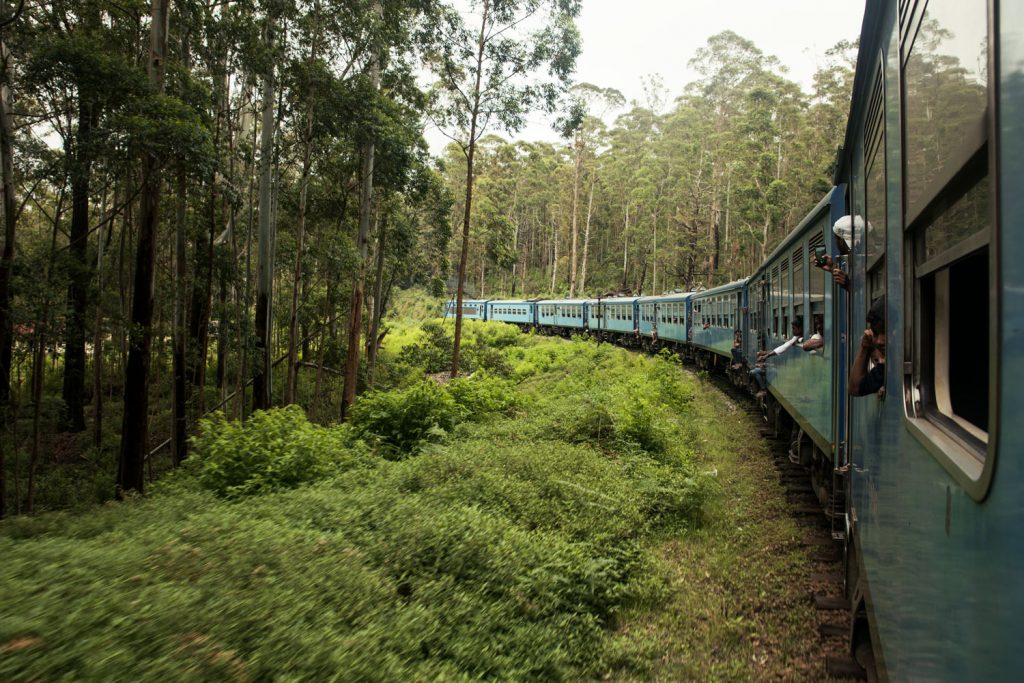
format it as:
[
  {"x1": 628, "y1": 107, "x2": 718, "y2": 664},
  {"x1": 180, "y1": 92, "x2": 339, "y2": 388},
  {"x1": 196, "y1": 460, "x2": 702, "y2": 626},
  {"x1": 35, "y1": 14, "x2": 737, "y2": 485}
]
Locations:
[
  {"x1": 349, "y1": 380, "x2": 459, "y2": 458},
  {"x1": 0, "y1": 331, "x2": 720, "y2": 681},
  {"x1": 189, "y1": 406, "x2": 368, "y2": 498},
  {"x1": 445, "y1": 374, "x2": 519, "y2": 419}
]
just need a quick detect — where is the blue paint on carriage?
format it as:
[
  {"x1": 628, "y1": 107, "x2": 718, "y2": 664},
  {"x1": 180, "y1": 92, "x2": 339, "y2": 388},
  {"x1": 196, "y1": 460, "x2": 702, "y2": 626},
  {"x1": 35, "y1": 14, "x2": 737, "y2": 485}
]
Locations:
[
  {"x1": 444, "y1": 299, "x2": 489, "y2": 321},
  {"x1": 636, "y1": 293, "x2": 692, "y2": 344},
  {"x1": 486, "y1": 300, "x2": 534, "y2": 325},
  {"x1": 746, "y1": 188, "x2": 846, "y2": 456},
  {"x1": 690, "y1": 281, "x2": 747, "y2": 359},
  {"x1": 828, "y1": 1, "x2": 1024, "y2": 677},
  {"x1": 536, "y1": 299, "x2": 587, "y2": 330},
  {"x1": 587, "y1": 297, "x2": 640, "y2": 337}
]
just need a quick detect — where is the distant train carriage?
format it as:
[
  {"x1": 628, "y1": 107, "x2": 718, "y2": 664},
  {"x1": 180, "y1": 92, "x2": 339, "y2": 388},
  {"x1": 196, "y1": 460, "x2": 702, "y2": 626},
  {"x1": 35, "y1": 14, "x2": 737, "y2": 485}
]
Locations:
[
  {"x1": 536, "y1": 299, "x2": 586, "y2": 332},
  {"x1": 486, "y1": 300, "x2": 533, "y2": 326},
  {"x1": 445, "y1": 299, "x2": 489, "y2": 321},
  {"x1": 588, "y1": 297, "x2": 640, "y2": 340},
  {"x1": 689, "y1": 280, "x2": 747, "y2": 364},
  {"x1": 636, "y1": 293, "x2": 692, "y2": 348}
]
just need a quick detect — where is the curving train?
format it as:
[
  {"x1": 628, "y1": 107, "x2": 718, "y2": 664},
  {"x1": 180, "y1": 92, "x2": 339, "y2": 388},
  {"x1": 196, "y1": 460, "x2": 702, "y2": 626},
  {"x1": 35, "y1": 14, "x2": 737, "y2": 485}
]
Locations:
[{"x1": 444, "y1": 0, "x2": 1024, "y2": 679}]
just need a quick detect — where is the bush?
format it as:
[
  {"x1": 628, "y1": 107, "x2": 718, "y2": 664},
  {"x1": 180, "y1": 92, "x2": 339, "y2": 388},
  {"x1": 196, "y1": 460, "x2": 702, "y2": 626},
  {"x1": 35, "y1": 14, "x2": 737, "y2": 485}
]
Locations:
[
  {"x1": 349, "y1": 381, "x2": 459, "y2": 458},
  {"x1": 190, "y1": 406, "x2": 366, "y2": 498},
  {"x1": 445, "y1": 374, "x2": 520, "y2": 420}
]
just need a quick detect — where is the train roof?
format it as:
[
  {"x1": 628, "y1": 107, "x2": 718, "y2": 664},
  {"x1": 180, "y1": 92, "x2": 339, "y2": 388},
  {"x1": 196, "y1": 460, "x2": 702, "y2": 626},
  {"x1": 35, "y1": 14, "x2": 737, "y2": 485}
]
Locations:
[
  {"x1": 636, "y1": 292, "x2": 694, "y2": 303},
  {"x1": 589, "y1": 296, "x2": 641, "y2": 303},
  {"x1": 486, "y1": 299, "x2": 531, "y2": 305},
  {"x1": 690, "y1": 279, "x2": 748, "y2": 299},
  {"x1": 536, "y1": 298, "x2": 589, "y2": 305}
]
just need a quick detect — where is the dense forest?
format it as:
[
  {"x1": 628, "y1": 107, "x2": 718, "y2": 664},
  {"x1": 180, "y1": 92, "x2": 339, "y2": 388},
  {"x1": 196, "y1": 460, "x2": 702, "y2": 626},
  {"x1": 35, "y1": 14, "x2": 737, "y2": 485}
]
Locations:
[
  {"x1": 444, "y1": 32, "x2": 856, "y2": 300},
  {"x1": 0, "y1": 0, "x2": 852, "y2": 517}
]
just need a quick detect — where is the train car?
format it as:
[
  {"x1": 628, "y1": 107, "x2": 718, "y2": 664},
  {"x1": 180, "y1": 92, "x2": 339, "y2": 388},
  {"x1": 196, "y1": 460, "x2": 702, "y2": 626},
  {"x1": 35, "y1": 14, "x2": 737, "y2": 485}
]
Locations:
[
  {"x1": 828, "y1": 0, "x2": 1024, "y2": 678},
  {"x1": 536, "y1": 299, "x2": 586, "y2": 332},
  {"x1": 587, "y1": 297, "x2": 640, "y2": 341},
  {"x1": 486, "y1": 300, "x2": 533, "y2": 326},
  {"x1": 690, "y1": 280, "x2": 748, "y2": 364},
  {"x1": 444, "y1": 298, "x2": 489, "y2": 321},
  {"x1": 746, "y1": 187, "x2": 847, "y2": 511},
  {"x1": 636, "y1": 293, "x2": 692, "y2": 348}
]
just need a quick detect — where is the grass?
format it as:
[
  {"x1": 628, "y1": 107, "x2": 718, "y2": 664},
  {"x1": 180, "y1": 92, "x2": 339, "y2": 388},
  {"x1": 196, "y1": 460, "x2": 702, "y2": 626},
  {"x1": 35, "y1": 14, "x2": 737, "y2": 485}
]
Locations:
[{"x1": 0, "y1": 324, "x2": 825, "y2": 681}]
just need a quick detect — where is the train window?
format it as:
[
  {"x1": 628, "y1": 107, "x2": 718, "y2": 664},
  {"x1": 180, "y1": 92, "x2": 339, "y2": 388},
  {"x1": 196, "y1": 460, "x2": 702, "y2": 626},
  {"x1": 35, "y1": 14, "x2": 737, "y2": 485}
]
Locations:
[
  {"x1": 902, "y1": 0, "x2": 994, "y2": 489},
  {"x1": 770, "y1": 265, "x2": 780, "y2": 337},
  {"x1": 809, "y1": 232, "x2": 826, "y2": 315},
  {"x1": 792, "y1": 246, "x2": 805, "y2": 335},
  {"x1": 780, "y1": 258, "x2": 790, "y2": 336},
  {"x1": 865, "y1": 79, "x2": 887, "y2": 320}
]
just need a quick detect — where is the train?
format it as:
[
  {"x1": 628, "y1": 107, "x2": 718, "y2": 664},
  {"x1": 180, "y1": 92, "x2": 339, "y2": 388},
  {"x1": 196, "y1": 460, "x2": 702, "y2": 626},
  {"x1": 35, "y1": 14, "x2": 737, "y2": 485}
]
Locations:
[{"x1": 444, "y1": 0, "x2": 1024, "y2": 679}]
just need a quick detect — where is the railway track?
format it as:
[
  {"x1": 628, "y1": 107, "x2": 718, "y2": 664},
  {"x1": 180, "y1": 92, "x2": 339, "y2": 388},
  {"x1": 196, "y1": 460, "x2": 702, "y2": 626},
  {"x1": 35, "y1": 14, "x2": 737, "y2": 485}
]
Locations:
[{"x1": 706, "y1": 369, "x2": 868, "y2": 681}]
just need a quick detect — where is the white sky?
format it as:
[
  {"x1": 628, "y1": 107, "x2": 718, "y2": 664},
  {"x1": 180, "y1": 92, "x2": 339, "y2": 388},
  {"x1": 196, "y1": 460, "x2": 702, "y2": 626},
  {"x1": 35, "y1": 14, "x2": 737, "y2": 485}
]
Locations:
[{"x1": 425, "y1": 0, "x2": 866, "y2": 154}]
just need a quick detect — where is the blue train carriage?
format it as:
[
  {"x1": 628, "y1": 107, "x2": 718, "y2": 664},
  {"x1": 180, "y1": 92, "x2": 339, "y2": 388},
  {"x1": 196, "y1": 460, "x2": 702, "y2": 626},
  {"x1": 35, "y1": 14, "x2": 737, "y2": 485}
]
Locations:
[
  {"x1": 587, "y1": 297, "x2": 640, "y2": 344},
  {"x1": 536, "y1": 299, "x2": 586, "y2": 335},
  {"x1": 829, "y1": 0, "x2": 1023, "y2": 678},
  {"x1": 689, "y1": 280, "x2": 747, "y2": 369},
  {"x1": 636, "y1": 293, "x2": 692, "y2": 351},
  {"x1": 747, "y1": 186, "x2": 846, "y2": 504},
  {"x1": 486, "y1": 300, "x2": 534, "y2": 327},
  {"x1": 444, "y1": 298, "x2": 489, "y2": 321}
]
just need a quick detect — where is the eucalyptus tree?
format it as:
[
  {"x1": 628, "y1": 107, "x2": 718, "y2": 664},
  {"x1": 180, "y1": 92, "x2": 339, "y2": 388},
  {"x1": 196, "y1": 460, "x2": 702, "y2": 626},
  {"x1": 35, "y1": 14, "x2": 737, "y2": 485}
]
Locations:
[
  {"x1": 428, "y1": 0, "x2": 580, "y2": 377},
  {"x1": 558, "y1": 82, "x2": 622, "y2": 297},
  {"x1": 117, "y1": 0, "x2": 172, "y2": 496}
]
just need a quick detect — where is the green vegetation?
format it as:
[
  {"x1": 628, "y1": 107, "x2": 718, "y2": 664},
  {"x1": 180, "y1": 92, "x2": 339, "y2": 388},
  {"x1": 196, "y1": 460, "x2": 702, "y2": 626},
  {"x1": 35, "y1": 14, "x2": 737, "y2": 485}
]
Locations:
[{"x1": 0, "y1": 323, "x2": 822, "y2": 680}]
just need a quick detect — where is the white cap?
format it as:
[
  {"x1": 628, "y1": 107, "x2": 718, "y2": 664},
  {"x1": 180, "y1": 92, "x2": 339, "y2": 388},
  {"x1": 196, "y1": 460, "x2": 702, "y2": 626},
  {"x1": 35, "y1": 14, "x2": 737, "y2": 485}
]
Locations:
[{"x1": 832, "y1": 215, "x2": 864, "y2": 248}]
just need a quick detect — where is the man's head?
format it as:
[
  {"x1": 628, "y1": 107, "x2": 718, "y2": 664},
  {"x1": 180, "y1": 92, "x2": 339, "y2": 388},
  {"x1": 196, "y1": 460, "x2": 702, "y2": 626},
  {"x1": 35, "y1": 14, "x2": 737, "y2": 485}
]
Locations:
[
  {"x1": 867, "y1": 296, "x2": 886, "y2": 348},
  {"x1": 791, "y1": 320, "x2": 803, "y2": 337}
]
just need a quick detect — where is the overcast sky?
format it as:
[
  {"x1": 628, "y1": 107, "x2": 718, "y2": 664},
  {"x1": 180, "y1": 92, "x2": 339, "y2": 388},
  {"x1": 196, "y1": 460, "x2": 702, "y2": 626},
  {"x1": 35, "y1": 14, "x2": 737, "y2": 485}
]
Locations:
[{"x1": 425, "y1": 0, "x2": 866, "y2": 153}]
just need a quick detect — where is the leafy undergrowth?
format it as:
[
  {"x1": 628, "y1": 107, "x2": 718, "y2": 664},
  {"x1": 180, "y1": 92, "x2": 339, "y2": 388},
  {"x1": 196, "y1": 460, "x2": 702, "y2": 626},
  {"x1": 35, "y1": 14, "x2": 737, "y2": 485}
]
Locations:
[{"x1": 0, "y1": 327, "x2": 822, "y2": 681}]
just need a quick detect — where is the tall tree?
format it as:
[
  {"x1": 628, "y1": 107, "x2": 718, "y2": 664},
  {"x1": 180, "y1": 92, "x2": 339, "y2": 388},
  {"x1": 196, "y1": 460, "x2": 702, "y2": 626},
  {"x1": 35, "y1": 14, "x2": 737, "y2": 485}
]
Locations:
[
  {"x1": 252, "y1": 15, "x2": 277, "y2": 413},
  {"x1": 117, "y1": 0, "x2": 170, "y2": 496},
  {"x1": 340, "y1": 0, "x2": 382, "y2": 419},
  {"x1": 430, "y1": 0, "x2": 581, "y2": 377}
]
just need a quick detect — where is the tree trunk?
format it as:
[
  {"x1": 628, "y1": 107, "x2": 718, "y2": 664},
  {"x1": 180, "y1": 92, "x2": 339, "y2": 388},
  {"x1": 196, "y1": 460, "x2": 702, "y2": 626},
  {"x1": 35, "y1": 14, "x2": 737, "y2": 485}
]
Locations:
[
  {"x1": 172, "y1": 30, "x2": 190, "y2": 465},
  {"x1": 0, "y1": 31, "x2": 16, "y2": 407},
  {"x1": 0, "y1": 27, "x2": 15, "y2": 513},
  {"x1": 341, "y1": 0, "x2": 380, "y2": 418},
  {"x1": 621, "y1": 203, "x2": 630, "y2": 291},
  {"x1": 61, "y1": 100, "x2": 96, "y2": 433},
  {"x1": 451, "y1": 0, "x2": 489, "y2": 379},
  {"x1": 549, "y1": 219, "x2": 558, "y2": 294},
  {"x1": 118, "y1": 0, "x2": 169, "y2": 496},
  {"x1": 286, "y1": 5, "x2": 320, "y2": 406},
  {"x1": 366, "y1": 215, "x2": 386, "y2": 389},
  {"x1": 252, "y1": 19, "x2": 276, "y2": 413},
  {"x1": 568, "y1": 135, "x2": 582, "y2": 296},
  {"x1": 579, "y1": 172, "x2": 595, "y2": 295},
  {"x1": 92, "y1": 186, "x2": 107, "y2": 449}
]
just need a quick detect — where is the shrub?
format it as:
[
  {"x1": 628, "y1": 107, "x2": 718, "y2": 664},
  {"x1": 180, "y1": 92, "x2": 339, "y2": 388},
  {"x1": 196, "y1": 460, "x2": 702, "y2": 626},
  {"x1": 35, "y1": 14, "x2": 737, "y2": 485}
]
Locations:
[
  {"x1": 445, "y1": 374, "x2": 520, "y2": 420},
  {"x1": 349, "y1": 381, "x2": 459, "y2": 458},
  {"x1": 190, "y1": 406, "x2": 365, "y2": 498}
]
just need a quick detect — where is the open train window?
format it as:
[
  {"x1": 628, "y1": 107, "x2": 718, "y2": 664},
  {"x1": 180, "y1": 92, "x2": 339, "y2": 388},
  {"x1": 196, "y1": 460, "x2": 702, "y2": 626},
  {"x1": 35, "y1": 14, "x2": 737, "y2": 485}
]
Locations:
[
  {"x1": 901, "y1": 0, "x2": 995, "y2": 495},
  {"x1": 792, "y1": 245, "x2": 805, "y2": 335}
]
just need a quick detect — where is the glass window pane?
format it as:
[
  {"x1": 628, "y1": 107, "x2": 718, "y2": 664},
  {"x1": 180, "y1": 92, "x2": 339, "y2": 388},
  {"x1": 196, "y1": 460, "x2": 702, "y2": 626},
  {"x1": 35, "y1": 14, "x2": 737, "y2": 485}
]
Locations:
[{"x1": 904, "y1": 0, "x2": 988, "y2": 211}]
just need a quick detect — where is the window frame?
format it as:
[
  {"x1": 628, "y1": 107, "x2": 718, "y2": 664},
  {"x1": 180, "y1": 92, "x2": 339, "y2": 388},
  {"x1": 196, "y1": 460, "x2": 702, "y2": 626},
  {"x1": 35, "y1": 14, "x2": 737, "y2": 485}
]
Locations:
[{"x1": 899, "y1": 0, "x2": 1000, "y2": 500}]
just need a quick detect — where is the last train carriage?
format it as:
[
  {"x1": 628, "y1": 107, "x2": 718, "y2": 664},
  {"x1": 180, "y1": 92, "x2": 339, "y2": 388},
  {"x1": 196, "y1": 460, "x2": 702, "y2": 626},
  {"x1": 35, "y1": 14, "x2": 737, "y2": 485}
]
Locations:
[{"x1": 441, "y1": 0, "x2": 1024, "y2": 678}]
